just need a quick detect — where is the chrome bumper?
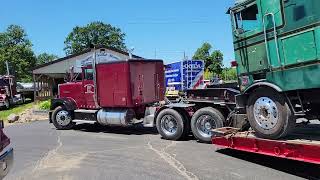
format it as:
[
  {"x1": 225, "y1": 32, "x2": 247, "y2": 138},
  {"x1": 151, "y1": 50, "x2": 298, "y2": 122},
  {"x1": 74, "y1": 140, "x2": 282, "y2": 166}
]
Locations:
[{"x1": 0, "y1": 147, "x2": 13, "y2": 179}]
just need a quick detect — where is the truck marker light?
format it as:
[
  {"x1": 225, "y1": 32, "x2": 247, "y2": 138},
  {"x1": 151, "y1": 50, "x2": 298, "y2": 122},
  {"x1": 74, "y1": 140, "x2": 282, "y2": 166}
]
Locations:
[{"x1": 241, "y1": 76, "x2": 249, "y2": 86}]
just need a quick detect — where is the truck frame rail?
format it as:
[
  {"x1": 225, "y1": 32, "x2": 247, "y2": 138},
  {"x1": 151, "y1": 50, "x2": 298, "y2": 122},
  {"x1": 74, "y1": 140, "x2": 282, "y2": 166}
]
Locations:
[{"x1": 212, "y1": 127, "x2": 320, "y2": 165}]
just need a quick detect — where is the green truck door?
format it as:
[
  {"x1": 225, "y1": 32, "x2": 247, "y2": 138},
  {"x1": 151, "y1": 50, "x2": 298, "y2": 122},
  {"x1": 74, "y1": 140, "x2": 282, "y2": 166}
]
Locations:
[
  {"x1": 260, "y1": 0, "x2": 284, "y2": 68},
  {"x1": 234, "y1": 1, "x2": 268, "y2": 73}
]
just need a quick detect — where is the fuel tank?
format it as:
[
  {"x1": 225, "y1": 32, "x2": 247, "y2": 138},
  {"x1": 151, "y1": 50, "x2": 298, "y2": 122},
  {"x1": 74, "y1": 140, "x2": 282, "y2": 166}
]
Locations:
[{"x1": 97, "y1": 109, "x2": 135, "y2": 126}]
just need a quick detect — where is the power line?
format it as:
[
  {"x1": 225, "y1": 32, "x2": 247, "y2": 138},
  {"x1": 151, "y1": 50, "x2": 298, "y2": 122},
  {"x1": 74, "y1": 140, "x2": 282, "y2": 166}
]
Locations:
[{"x1": 128, "y1": 20, "x2": 211, "y2": 25}]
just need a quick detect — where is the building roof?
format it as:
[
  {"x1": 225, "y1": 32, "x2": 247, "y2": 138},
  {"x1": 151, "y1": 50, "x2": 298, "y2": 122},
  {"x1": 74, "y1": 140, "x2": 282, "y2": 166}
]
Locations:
[{"x1": 32, "y1": 45, "x2": 142, "y2": 71}]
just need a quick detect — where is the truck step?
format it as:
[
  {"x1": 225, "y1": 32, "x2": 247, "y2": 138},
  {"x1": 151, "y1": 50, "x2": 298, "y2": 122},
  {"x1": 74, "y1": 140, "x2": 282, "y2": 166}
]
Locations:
[
  {"x1": 74, "y1": 109, "x2": 98, "y2": 114},
  {"x1": 72, "y1": 120, "x2": 96, "y2": 124}
]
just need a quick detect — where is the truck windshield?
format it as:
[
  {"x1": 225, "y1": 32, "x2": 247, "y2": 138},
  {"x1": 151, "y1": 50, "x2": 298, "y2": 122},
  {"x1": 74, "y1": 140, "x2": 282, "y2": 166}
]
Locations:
[{"x1": 234, "y1": 3, "x2": 260, "y2": 33}]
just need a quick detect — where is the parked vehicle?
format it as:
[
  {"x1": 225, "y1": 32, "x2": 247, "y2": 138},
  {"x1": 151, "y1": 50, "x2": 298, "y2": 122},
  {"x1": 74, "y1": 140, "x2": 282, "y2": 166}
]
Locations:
[
  {"x1": 16, "y1": 82, "x2": 36, "y2": 101},
  {"x1": 0, "y1": 62, "x2": 28, "y2": 109},
  {"x1": 0, "y1": 120, "x2": 13, "y2": 178},
  {"x1": 0, "y1": 75, "x2": 26, "y2": 109}
]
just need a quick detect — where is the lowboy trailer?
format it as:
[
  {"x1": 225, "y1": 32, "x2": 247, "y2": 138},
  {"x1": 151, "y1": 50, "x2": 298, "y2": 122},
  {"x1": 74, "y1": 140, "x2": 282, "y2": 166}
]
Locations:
[{"x1": 212, "y1": 126, "x2": 320, "y2": 165}]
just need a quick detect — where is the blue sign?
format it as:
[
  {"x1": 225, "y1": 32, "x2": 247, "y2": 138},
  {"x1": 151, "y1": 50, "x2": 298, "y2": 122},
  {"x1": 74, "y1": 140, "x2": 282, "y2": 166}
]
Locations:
[{"x1": 165, "y1": 60, "x2": 204, "y2": 92}]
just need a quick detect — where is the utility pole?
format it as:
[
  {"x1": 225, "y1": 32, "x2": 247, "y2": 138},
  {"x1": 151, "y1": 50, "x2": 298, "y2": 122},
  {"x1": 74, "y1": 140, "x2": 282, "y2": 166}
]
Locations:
[{"x1": 5, "y1": 61, "x2": 10, "y2": 75}]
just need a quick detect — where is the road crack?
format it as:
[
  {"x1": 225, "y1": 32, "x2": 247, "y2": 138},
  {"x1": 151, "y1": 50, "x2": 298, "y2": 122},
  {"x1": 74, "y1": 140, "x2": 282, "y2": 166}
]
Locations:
[
  {"x1": 147, "y1": 139, "x2": 199, "y2": 180},
  {"x1": 31, "y1": 133, "x2": 87, "y2": 179}
]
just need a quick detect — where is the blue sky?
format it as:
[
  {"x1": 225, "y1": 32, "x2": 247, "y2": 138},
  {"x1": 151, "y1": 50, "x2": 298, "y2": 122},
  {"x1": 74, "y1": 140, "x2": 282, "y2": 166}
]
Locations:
[{"x1": 0, "y1": 0, "x2": 235, "y2": 66}]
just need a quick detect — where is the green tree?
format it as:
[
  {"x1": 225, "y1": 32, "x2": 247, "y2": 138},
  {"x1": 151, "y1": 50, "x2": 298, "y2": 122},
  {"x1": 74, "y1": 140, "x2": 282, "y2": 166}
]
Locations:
[
  {"x1": 0, "y1": 25, "x2": 36, "y2": 82},
  {"x1": 37, "y1": 53, "x2": 58, "y2": 65},
  {"x1": 193, "y1": 42, "x2": 223, "y2": 76},
  {"x1": 221, "y1": 68, "x2": 237, "y2": 82},
  {"x1": 64, "y1": 21, "x2": 127, "y2": 55}
]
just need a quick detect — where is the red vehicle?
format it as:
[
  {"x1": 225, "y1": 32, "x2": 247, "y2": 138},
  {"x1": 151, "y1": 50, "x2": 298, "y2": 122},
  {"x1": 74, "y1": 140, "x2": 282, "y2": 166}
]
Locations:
[
  {"x1": 49, "y1": 58, "x2": 165, "y2": 129},
  {"x1": 0, "y1": 62, "x2": 28, "y2": 109},
  {"x1": 0, "y1": 120, "x2": 13, "y2": 178},
  {"x1": 0, "y1": 75, "x2": 26, "y2": 109},
  {"x1": 49, "y1": 55, "x2": 240, "y2": 144}
]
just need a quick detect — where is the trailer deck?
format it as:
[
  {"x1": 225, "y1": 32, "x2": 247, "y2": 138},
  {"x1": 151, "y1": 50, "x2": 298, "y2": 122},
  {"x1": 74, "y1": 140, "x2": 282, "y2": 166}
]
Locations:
[{"x1": 212, "y1": 123, "x2": 320, "y2": 165}]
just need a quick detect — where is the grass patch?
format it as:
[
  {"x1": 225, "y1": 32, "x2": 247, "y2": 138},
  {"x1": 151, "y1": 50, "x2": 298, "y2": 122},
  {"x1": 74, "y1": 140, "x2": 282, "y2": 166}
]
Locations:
[
  {"x1": 39, "y1": 100, "x2": 51, "y2": 110},
  {"x1": 0, "y1": 102, "x2": 34, "y2": 121}
]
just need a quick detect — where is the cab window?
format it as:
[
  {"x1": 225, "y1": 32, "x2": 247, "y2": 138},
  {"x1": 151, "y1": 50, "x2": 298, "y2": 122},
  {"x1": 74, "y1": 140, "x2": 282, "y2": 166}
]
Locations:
[
  {"x1": 234, "y1": 3, "x2": 261, "y2": 34},
  {"x1": 84, "y1": 69, "x2": 94, "y2": 80}
]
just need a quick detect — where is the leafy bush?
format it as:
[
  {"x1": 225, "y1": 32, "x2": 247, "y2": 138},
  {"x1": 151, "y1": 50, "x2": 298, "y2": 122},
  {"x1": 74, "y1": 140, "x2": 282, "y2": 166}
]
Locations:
[{"x1": 39, "y1": 100, "x2": 51, "y2": 110}]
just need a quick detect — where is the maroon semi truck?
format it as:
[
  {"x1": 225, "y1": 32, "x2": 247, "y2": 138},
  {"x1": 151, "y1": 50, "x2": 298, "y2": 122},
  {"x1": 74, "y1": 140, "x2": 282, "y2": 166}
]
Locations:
[
  {"x1": 0, "y1": 75, "x2": 26, "y2": 109},
  {"x1": 49, "y1": 52, "x2": 240, "y2": 144},
  {"x1": 49, "y1": 58, "x2": 165, "y2": 129},
  {"x1": 0, "y1": 61, "x2": 29, "y2": 109}
]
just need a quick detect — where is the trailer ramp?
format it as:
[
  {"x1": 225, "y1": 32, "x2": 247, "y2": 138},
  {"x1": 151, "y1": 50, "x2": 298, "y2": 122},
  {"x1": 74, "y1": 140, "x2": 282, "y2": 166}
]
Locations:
[{"x1": 212, "y1": 125, "x2": 320, "y2": 165}]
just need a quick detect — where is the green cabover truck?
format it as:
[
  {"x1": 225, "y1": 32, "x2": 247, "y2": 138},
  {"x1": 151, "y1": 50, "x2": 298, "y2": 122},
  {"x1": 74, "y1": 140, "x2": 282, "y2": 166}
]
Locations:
[
  {"x1": 211, "y1": 0, "x2": 320, "y2": 165},
  {"x1": 155, "y1": 0, "x2": 320, "y2": 143},
  {"x1": 228, "y1": 0, "x2": 320, "y2": 139}
]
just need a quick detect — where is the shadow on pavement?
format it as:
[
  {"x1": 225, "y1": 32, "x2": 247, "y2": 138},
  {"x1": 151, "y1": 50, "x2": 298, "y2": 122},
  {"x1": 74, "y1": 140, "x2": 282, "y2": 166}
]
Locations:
[
  {"x1": 72, "y1": 124, "x2": 206, "y2": 142},
  {"x1": 73, "y1": 123, "x2": 159, "y2": 135},
  {"x1": 217, "y1": 149, "x2": 320, "y2": 180}
]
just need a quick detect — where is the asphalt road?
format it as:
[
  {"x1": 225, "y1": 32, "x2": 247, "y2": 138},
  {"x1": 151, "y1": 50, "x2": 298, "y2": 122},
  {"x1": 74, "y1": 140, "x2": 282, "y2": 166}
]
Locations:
[{"x1": 3, "y1": 121, "x2": 320, "y2": 180}]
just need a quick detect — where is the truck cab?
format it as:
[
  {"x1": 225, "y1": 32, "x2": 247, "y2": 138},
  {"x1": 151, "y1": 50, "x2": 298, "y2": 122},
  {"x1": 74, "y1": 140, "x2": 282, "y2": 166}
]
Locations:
[
  {"x1": 58, "y1": 66, "x2": 96, "y2": 110},
  {"x1": 229, "y1": 0, "x2": 320, "y2": 139}
]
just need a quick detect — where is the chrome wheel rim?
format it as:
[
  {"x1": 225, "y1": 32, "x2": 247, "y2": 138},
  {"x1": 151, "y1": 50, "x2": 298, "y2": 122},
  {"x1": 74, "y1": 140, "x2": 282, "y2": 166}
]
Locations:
[
  {"x1": 253, "y1": 97, "x2": 279, "y2": 130},
  {"x1": 56, "y1": 110, "x2": 72, "y2": 126},
  {"x1": 196, "y1": 115, "x2": 216, "y2": 138},
  {"x1": 160, "y1": 115, "x2": 178, "y2": 136}
]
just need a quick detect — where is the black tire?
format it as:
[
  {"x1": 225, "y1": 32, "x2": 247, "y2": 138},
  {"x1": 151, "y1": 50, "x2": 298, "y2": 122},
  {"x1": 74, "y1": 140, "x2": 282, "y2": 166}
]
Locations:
[
  {"x1": 191, "y1": 107, "x2": 225, "y2": 143},
  {"x1": 156, "y1": 108, "x2": 187, "y2": 141},
  {"x1": 247, "y1": 88, "x2": 296, "y2": 139},
  {"x1": 51, "y1": 106, "x2": 75, "y2": 130}
]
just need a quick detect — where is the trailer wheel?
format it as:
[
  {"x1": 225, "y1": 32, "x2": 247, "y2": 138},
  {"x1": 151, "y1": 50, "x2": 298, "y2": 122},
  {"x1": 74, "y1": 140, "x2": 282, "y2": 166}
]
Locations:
[
  {"x1": 191, "y1": 107, "x2": 225, "y2": 143},
  {"x1": 52, "y1": 106, "x2": 75, "y2": 130},
  {"x1": 156, "y1": 109, "x2": 186, "y2": 141},
  {"x1": 247, "y1": 88, "x2": 296, "y2": 139}
]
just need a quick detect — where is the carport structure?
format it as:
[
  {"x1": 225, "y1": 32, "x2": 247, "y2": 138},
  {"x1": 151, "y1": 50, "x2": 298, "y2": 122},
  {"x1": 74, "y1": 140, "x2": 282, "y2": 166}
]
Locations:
[{"x1": 32, "y1": 46, "x2": 141, "y2": 101}]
